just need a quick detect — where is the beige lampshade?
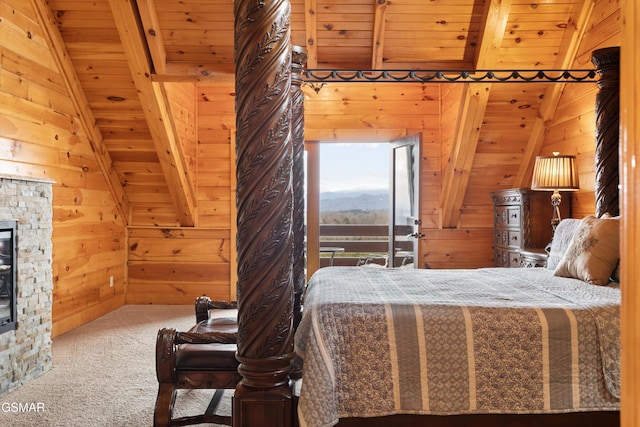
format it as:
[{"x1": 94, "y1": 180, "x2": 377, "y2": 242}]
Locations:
[{"x1": 531, "y1": 153, "x2": 580, "y2": 191}]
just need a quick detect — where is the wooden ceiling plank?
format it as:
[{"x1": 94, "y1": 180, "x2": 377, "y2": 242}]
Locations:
[
  {"x1": 30, "y1": 0, "x2": 130, "y2": 225},
  {"x1": 305, "y1": 0, "x2": 318, "y2": 68},
  {"x1": 440, "y1": 0, "x2": 512, "y2": 228},
  {"x1": 514, "y1": 0, "x2": 595, "y2": 188},
  {"x1": 153, "y1": 62, "x2": 235, "y2": 82},
  {"x1": 109, "y1": 0, "x2": 196, "y2": 226},
  {"x1": 136, "y1": 0, "x2": 168, "y2": 75},
  {"x1": 371, "y1": 0, "x2": 387, "y2": 69}
]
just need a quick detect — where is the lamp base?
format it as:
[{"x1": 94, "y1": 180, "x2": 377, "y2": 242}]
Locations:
[{"x1": 550, "y1": 190, "x2": 563, "y2": 232}]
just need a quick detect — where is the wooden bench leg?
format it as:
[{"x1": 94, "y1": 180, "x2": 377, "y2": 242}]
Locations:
[{"x1": 154, "y1": 383, "x2": 177, "y2": 427}]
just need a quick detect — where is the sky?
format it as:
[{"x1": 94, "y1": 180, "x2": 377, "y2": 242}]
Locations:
[{"x1": 319, "y1": 142, "x2": 389, "y2": 193}]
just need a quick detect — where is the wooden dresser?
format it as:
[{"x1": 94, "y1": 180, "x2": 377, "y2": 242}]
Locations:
[{"x1": 491, "y1": 188, "x2": 570, "y2": 268}]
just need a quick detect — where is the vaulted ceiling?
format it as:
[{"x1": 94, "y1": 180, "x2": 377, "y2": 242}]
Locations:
[{"x1": 31, "y1": 0, "x2": 595, "y2": 226}]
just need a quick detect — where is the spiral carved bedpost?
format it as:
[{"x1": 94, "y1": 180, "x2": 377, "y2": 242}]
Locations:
[
  {"x1": 233, "y1": 0, "x2": 294, "y2": 426},
  {"x1": 291, "y1": 46, "x2": 307, "y2": 334},
  {"x1": 592, "y1": 47, "x2": 620, "y2": 218}
]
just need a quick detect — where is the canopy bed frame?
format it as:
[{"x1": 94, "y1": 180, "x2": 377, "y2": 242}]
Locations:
[{"x1": 229, "y1": 1, "x2": 620, "y2": 426}]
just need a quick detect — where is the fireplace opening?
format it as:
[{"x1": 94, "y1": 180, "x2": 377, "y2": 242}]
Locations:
[{"x1": 0, "y1": 220, "x2": 17, "y2": 334}]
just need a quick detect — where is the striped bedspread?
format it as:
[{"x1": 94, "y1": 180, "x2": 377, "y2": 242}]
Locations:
[{"x1": 294, "y1": 267, "x2": 620, "y2": 427}]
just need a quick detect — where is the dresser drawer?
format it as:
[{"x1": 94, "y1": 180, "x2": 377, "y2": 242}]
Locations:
[
  {"x1": 495, "y1": 248, "x2": 521, "y2": 267},
  {"x1": 508, "y1": 250, "x2": 521, "y2": 267},
  {"x1": 495, "y1": 228, "x2": 522, "y2": 249},
  {"x1": 495, "y1": 206, "x2": 522, "y2": 227},
  {"x1": 506, "y1": 229, "x2": 522, "y2": 248}
]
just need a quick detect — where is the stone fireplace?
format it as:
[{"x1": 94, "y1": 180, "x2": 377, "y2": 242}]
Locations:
[
  {"x1": 0, "y1": 175, "x2": 53, "y2": 395},
  {"x1": 0, "y1": 220, "x2": 17, "y2": 333}
]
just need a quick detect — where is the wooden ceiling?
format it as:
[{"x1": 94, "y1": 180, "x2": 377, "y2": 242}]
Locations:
[
  {"x1": 32, "y1": 0, "x2": 595, "y2": 227},
  {"x1": 46, "y1": 0, "x2": 591, "y2": 80}
]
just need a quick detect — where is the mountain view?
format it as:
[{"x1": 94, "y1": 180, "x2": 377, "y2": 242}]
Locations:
[
  {"x1": 319, "y1": 190, "x2": 389, "y2": 225},
  {"x1": 320, "y1": 189, "x2": 389, "y2": 212}
]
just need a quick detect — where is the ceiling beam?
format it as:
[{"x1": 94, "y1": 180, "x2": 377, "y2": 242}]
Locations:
[
  {"x1": 30, "y1": 0, "x2": 130, "y2": 225},
  {"x1": 305, "y1": 0, "x2": 318, "y2": 68},
  {"x1": 137, "y1": 0, "x2": 234, "y2": 82},
  {"x1": 439, "y1": 82, "x2": 491, "y2": 227},
  {"x1": 109, "y1": 0, "x2": 196, "y2": 226},
  {"x1": 136, "y1": 0, "x2": 167, "y2": 75},
  {"x1": 514, "y1": 0, "x2": 595, "y2": 188},
  {"x1": 152, "y1": 63, "x2": 235, "y2": 83},
  {"x1": 440, "y1": 0, "x2": 511, "y2": 228},
  {"x1": 371, "y1": 0, "x2": 388, "y2": 69},
  {"x1": 472, "y1": 0, "x2": 512, "y2": 69}
]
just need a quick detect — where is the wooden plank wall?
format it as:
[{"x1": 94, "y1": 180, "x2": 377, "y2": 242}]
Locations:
[
  {"x1": 0, "y1": 0, "x2": 126, "y2": 337},
  {"x1": 429, "y1": 84, "x2": 494, "y2": 268},
  {"x1": 462, "y1": 82, "x2": 547, "y2": 226},
  {"x1": 124, "y1": 82, "x2": 236, "y2": 304},
  {"x1": 196, "y1": 84, "x2": 235, "y2": 229},
  {"x1": 127, "y1": 228, "x2": 231, "y2": 303}
]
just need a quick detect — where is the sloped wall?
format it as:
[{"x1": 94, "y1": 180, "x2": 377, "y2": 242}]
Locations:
[
  {"x1": 0, "y1": 0, "x2": 126, "y2": 337},
  {"x1": 544, "y1": 0, "x2": 621, "y2": 218}
]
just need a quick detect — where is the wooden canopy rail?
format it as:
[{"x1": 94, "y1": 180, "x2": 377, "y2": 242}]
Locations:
[{"x1": 230, "y1": 0, "x2": 620, "y2": 424}]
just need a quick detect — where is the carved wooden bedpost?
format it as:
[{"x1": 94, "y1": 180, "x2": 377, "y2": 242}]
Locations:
[
  {"x1": 233, "y1": 1, "x2": 294, "y2": 426},
  {"x1": 592, "y1": 46, "x2": 620, "y2": 217},
  {"x1": 291, "y1": 46, "x2": 307, "y2": 333}
]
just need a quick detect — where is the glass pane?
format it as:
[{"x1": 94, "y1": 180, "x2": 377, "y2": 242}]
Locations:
[
  {"x1": 392, "y1": 144, "x2": 415, "y2": 267},
  {"x1": 318, "y1": 143, "x2": 389, "y2": 267}
]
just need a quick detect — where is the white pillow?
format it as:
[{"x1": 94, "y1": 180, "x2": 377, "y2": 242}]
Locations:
[{"x1": 546, "y1": 218, "x2": 581, "y2": 270}]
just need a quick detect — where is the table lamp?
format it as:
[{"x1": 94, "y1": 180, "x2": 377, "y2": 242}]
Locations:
[{"x1": 531, "y1": 152, "x2": 580, "y2": 232}]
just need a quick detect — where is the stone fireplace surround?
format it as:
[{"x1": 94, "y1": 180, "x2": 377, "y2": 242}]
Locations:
[{"x1": 0, "y1": 175, "x2": 53, "y2": 395}]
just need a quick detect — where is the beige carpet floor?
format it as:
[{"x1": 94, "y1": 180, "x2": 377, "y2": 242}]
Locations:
[{"x1": 0, "y1": 305, "x2": 232, "y2": 427}]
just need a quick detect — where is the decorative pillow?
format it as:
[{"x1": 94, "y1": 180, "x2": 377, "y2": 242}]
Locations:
[
  {"x1": 553, "y1": 215, "x2": 620, "y2": 285},
  {"x1": 546, "y1": 218, "x2": 581, "y2": 270}
]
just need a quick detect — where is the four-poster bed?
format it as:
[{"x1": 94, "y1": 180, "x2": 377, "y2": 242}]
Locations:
[
  {"x1": 227, "y1": 0, "x2": 621, "y2": 425},
  {"x1": 295, "y1": 263, "x2": 620, "y2": 427}
]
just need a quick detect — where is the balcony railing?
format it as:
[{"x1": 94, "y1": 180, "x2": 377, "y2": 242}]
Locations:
[{"x1": 317, "y1": 224, "x2": 412, "y2": 268}]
